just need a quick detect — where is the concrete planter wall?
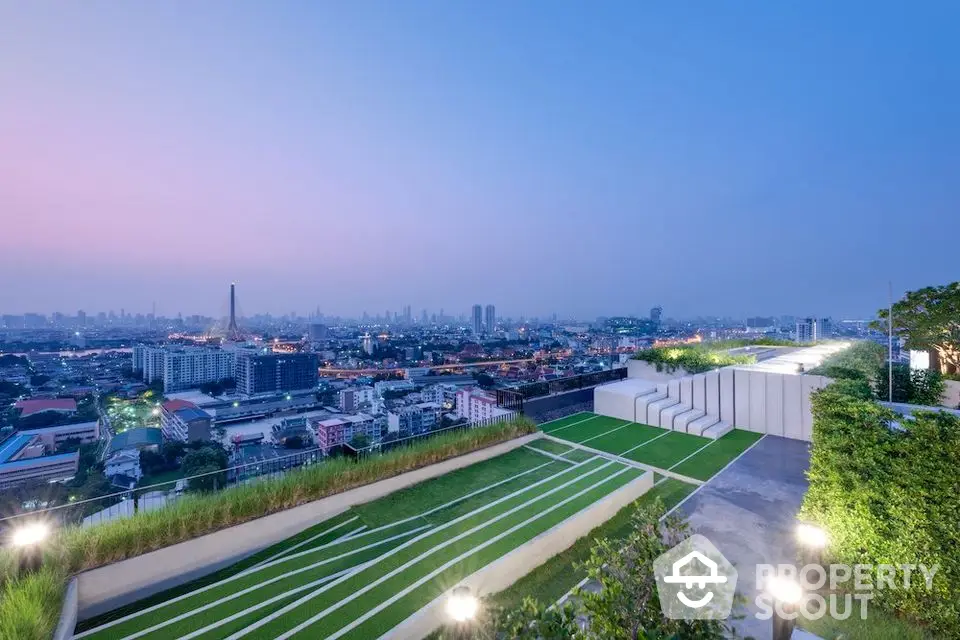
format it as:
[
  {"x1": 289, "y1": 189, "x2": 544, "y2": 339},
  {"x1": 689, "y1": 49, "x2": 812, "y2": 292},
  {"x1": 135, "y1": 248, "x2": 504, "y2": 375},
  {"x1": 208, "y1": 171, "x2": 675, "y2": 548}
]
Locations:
[
  {"x1": 942, "y1": 379, "x2": 960, "y2": 409},
  {"x1": 627, "y1": 359, "x2": 693, "y2": 382},
  {"x1": 53, "y1": 578, "x2": 78, "y2": 640},
  {"x1": 75, "y1": 432, "x2": 542, "y2": 621}
]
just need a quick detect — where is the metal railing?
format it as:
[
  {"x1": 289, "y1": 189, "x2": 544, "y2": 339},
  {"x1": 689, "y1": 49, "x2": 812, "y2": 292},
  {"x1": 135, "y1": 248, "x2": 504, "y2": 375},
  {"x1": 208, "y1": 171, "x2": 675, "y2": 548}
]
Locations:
[{"x1": 0, "y1": 412, "x2": 520, "y2": 532}]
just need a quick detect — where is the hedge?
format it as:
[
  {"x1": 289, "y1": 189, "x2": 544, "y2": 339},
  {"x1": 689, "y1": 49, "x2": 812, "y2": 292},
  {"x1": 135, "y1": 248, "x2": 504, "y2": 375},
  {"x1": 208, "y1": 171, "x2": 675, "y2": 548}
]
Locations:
[
  {"x1": 0, "y1": 417, "x2": 537, "y2": 640},
  {"x1": 799, "y1": 384, "x2": 960, "y2": 636}
]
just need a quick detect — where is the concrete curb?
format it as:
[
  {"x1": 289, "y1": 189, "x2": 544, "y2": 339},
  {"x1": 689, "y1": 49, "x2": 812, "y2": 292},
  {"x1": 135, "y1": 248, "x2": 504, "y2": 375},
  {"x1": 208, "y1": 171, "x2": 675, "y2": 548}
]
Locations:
[
  {"x1": 53, "y1": 577, "x2": 78, "y2": 640},
  {"x1": 383, "y1": 469, "x2": 655, "y2": 639},
  {"x1": 75, "y1": 431, "x2": 543, "y2": 621}
]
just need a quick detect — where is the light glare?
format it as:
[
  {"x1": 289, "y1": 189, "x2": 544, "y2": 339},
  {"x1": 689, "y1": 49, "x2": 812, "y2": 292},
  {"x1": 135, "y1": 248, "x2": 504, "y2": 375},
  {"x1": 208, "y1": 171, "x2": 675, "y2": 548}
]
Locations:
[
  {"x1": 446, "y1": 586, "x2": 478, "y2": 622},
  {"x1": 766, "y1": 576, "x2": 803, "y2": 605},
  {"x1": 12, "y1": 523, "x2": 49, "y2": 547},
  {"x1": 796, "y1": 523, "x2": 828, "y2": 549}
]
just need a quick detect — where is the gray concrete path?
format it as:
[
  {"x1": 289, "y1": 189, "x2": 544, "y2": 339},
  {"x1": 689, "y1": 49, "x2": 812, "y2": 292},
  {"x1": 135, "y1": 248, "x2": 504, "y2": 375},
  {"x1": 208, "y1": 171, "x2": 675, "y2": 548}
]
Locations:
[{"x1": 678, "y1": 435, "x2": 812, "y2": 639}]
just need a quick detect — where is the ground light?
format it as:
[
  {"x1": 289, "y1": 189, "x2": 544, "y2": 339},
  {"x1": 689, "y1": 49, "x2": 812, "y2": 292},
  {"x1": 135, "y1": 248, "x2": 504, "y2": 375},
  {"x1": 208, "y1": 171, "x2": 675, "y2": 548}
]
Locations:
[
  {"x1": 10, "y1": 522, "x2": 50, "y2": 574},
  {"x1": 766, "y1": 575, "x2": 803, "y2": 640},
  {"x1": 446, "y1": 586, "x2": 479, "y2": 623},
  {"x1": 796, "y1": 522, "x2": 828, "y2": 566}
]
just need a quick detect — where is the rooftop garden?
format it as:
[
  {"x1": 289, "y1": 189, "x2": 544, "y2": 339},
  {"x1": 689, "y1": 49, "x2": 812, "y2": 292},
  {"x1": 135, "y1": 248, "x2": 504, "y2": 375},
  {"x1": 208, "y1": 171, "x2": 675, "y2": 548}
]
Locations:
[{"x1": 0, "y1": 417, "x2": 537, "y2": 640}]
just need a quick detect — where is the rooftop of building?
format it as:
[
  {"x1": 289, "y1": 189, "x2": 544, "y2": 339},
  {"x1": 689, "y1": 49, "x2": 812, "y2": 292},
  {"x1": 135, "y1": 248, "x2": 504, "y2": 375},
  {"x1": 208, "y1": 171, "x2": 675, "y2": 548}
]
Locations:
[
  {"x1": 109, "y1": 427, "x2": 163, "y2": 453},
  {"x1": 0, "y1": 452, "x2": 78, "y2": 472},
  {"x1": 14, "y1": 398, "x2": 78, "y2": 416},
  {"x1": 162, "y1": 399, "x2": 197, "y2": 413},
  {"x1": 0, "y1": 433, "x2": 37, "y2": 463},
  {"x1": 173, "y1": 407, "x2": 212, "y2": 422},
  {"x1": 164, "y1": 390, "x2": 221, "y2": 407}
]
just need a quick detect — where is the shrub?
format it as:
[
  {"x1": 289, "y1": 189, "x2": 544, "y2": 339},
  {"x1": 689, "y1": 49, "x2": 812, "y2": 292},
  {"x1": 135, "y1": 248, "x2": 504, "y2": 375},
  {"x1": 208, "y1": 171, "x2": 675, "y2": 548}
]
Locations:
[
  {"x1": 799, "y1": 384, "x2": 960, "y2": 636},
  {"x1": 873, "y1": 364, "x2": 946, "y2": 406}
]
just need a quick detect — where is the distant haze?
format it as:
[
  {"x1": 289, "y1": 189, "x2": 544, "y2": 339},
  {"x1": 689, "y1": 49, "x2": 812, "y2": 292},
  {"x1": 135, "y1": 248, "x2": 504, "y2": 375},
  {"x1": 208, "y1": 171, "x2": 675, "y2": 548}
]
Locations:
[{"x1": 2, "y1": 2, "x2": 957, "y2": 319}]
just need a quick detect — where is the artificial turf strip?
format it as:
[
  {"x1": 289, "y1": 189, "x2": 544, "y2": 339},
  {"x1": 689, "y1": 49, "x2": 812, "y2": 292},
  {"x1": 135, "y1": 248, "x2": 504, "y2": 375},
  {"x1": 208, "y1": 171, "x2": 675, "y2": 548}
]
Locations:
[
  {"x1": 537, "y1": 412, "x2": 595, "y2": 432},
  {"x1": 485, "y1": 478, "x2": 695, "y2": 611},
  {"x1": 351, "y1": 447, "x2": 549, "y2": 526},
  {"x1": 271, "y1": 466, "x2": 643, "y2": 639},
  {"x1": 624, "y1": 431, "x2": 712, "y2": 468},
  {"x1": 577, "y1": 422, "x2": 664, "y2": 454},
  {"x1": 74, "y1": 509, "x2": 362, "y2": 633},
  {"x1": 223, "y1": 461, "x2": 626, "y2": 639},
  {"x1": 86, "y1": 459, "x2": 608, "y2": 640},
  {"x1": 523, "y1": 439, "x2": 574, "y2": 457},
  {"x1": 549, "y1": 415, "x2": 629, "y2": 442},
  {"x1": 79, "y1": 521, "x2": 432, "y2": 640},
  {"x1": 670, "y1": 429, "x2": 763, "y2": 480}
]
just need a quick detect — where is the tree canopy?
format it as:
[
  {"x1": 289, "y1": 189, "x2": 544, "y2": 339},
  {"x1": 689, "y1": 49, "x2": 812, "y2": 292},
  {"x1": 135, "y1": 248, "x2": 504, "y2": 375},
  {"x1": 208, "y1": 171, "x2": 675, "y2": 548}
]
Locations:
[{"x1": 874, "y1": 282, "x2": 960, "y2": 374}]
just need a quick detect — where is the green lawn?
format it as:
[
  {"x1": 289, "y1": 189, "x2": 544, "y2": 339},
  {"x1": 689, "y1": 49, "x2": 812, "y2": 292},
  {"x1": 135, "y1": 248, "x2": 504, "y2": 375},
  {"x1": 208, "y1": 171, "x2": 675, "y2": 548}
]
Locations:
[{"x1": 670, "y1": 429, "x2": 763, "y2": 480}]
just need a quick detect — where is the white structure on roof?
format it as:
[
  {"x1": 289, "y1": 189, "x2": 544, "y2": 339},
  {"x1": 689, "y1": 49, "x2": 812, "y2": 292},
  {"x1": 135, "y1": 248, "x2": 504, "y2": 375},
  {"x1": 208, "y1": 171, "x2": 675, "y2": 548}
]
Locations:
[{"x1": 595, "y1": 343, "x2": 850, "y2": 441}]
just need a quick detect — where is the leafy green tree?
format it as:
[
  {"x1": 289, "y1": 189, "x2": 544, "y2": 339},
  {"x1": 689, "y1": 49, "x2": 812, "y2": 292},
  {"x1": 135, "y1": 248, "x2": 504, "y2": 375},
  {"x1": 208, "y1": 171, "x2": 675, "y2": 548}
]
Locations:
[
  {"x1": 874, "y1": 282, "x2": 960, "y2": 375},
  {"x1": 349, "y1": 433, "x2": 371, "y2": 450},
  {"x1": 139, "y1": 449, "x2": 167, "y2": 476},
  {"x1": 182, "y1": 447, "x2": 228, "y2": 492},
  {"x1": 29, "y1": 374, "x2": 51, "y2": 387},
  {"x1": 283, "y1": 435, "x2": 305, "y2": 449}
]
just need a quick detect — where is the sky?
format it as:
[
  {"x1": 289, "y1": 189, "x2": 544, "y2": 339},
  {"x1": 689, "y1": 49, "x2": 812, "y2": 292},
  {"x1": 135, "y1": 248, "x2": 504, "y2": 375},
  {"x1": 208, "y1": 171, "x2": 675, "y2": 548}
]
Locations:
[{"x1": 1, "y1": 1, "x2": 958, "y2": 320}]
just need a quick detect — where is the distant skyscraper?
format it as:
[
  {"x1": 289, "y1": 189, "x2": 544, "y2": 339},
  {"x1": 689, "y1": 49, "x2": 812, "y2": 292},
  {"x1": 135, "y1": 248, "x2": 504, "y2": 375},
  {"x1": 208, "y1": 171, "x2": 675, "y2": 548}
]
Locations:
[
  {"x1": 485, "y1": 304, "x2": 496, "y2": 334},
  {"x1": 796, "y1": 318, "x2": 819, "y2": 343},
  {"x1": 227, "y1": 282, "x2": 243, "y2": 341},
  {"x1": 362, "y1": 333, "x2": 374, "y2": 355},
  {"x1": 650, "y1": 306, "x2": 663, "y2": 327},
  {"x1": 472, "y1": 304, "x2": 483, "y2": 336}
]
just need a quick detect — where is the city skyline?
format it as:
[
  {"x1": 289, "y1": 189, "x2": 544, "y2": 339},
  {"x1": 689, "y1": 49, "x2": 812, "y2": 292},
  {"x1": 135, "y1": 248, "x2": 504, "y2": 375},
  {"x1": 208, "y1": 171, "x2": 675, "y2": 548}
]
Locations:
[{"x1": 3, "y1": 3, "x2": 958, "y2": 318}]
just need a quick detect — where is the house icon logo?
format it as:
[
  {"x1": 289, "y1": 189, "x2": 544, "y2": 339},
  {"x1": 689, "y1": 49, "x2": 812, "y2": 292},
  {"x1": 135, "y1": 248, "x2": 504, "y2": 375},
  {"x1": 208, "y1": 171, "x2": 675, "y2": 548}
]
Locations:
[{"x1": 654, "y1": 534, "x2": 737, "y2": 620}]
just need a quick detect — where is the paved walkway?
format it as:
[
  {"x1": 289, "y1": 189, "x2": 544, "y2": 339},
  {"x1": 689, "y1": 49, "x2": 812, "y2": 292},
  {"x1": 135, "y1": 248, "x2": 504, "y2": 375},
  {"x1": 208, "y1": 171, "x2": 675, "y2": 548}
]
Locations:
[{"x1": 678, "y1": 435, "x2": 812, "y2": 640}]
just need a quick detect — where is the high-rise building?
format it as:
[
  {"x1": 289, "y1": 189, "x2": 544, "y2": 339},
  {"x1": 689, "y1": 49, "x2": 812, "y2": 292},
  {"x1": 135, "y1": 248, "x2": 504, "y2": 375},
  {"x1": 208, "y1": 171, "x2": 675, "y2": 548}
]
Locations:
[
  {"x1": 133, "y1": 345, "x2": 235, "y2": 392},
  {"x1": 485, "y1": 304, "x2": 496, "y2": 334},
  {"x1": 472, "y1": 304, "x2": 483, "y2": 336},
  {"x1": 235, "y1": 351, "x2": 318, "y2": 396},
  {"x1": 362, "y1": 333, "x2": 374, "y2": 356},
  {"x1": 650, "y1": 306, "x2": 663, "y2": 327},
  {"x1": 796, "y1": 317, "x2": 833, "y2": 343},
  {"x1": 309, "y1": 324, "x2": 328, "y2": 341}
]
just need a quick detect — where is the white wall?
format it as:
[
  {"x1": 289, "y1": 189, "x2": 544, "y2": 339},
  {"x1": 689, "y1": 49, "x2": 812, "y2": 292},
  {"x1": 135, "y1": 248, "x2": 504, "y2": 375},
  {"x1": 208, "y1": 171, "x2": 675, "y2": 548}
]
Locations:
[{"x1": 627, "y1": 359, "x2": 693, "y2": 382}]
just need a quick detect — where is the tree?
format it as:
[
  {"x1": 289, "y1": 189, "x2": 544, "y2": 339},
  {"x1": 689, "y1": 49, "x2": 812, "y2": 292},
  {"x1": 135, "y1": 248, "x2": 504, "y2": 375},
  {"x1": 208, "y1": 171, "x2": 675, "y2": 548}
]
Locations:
[
  {"x1": 29, "y1": 374, "x2": 51, "y2": 387},
  {"x1": 473, "y1": 373, "x2": 496, "y2": 390},
  {"x1": 349, "y1": 433, "x2": 371, "y2": 450},
  {"x1": 283, "y1": 435, "x2": 304, "y2": 449},
  {"x1": 139, "y1": 449, "x2": 167, "y2": 476},
  {"x1": 874, "y1": 282, "x2": 960, "y2": 375},
  {"x1": 181, "y1": 447, "x2": 228, "y2": 492}
]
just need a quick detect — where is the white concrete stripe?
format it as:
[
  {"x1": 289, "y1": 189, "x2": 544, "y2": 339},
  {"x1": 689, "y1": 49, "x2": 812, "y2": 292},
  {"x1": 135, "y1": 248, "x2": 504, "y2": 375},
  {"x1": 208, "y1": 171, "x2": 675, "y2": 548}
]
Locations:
[
  {"x1": 283, "y1": 468, "x2": 635, "y2": 640},
  {"x1": 332, "y1": 526, "x2": 367, "y2": 543},
  {"x1": 222, "y1": 458, "x2": 614, "y2": 640},
  {"x1": 542, "y1": 414, "x2": 604, "y2": 434},
  {"x1": 554, "y1": 574, "x2": 591, "y2": 608},
  {"x1": 523, "y1": 445, "x2": 577, "y2": 464},
  {"x1": 72, "y1": 525, "x2": 431, "y2": 639},
  {"x1": 541, "y1": 435, "x2": 703, "y2": 485},
  {"x1": 252, "y1": 516, "x2": 359, "y2": 567},
  {"x1": 537, "y1": 412, "x2": 592, "y2": 429},
  {"x1": 574, "y1": 421, "x2": 632, "y2": 445},
  {"x1": 116, "y1": 567, "x2": 355, "y2": 640},
  {"x1": 667, "y1": 438, "x2": 720, "y2": 471},
  {"x1": 255, "y1": 456, "x2": 559, "y2": 569},
  {"x1": 660, "y1": 434, "x2": 767, "y2": 521}
]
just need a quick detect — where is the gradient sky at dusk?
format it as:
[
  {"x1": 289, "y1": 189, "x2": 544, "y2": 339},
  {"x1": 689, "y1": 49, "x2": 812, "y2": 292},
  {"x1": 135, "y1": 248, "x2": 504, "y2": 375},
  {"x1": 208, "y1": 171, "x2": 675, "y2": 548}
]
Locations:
[{"x1": 2, "y1": 1, "x2": 958, "y2": 320}]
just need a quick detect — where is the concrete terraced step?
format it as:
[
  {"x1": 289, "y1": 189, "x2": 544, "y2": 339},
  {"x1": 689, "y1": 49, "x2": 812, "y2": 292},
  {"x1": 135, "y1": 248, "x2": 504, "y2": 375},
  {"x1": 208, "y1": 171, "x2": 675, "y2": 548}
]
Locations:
[
  {"x1": 686, "y1": 414, "x2": 719, "y2": 437},
  {"x1": 673, "y1": 408, "x2": 706, "y2": 433},
  {"x1": 702, "y1": 421, "x2": 733, "y2": 440}
]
